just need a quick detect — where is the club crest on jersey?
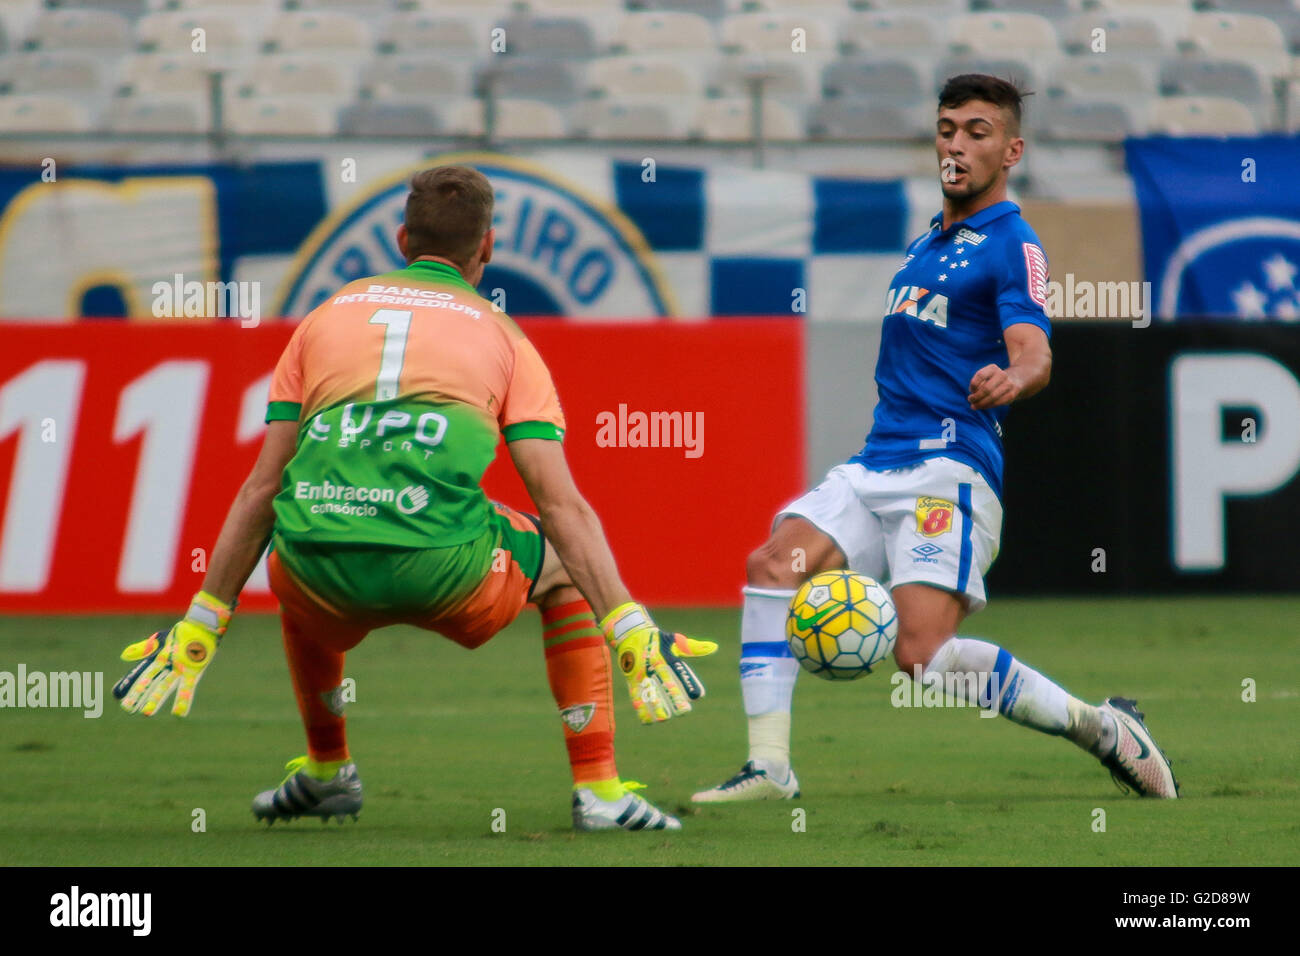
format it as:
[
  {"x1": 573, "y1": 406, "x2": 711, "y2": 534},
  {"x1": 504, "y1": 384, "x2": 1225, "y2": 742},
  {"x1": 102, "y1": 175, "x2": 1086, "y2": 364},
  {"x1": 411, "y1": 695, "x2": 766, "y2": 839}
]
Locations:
[
  {"x1": 915, "y1": 496, "x2": 955, "y2": 537},
  {"x1": 276, "y1": 153, "x2": 673, "y2": 318},
  {"x1": 886, "y1": 285, "x2": 949, "y2": 328}
]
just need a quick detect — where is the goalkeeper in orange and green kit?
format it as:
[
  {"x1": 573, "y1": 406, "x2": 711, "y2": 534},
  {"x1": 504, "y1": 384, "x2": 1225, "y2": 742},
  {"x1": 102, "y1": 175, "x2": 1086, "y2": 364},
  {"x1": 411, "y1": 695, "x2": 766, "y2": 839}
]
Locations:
[{"x1": 113, "y1": 165, "x2": 715, "y2": 832}]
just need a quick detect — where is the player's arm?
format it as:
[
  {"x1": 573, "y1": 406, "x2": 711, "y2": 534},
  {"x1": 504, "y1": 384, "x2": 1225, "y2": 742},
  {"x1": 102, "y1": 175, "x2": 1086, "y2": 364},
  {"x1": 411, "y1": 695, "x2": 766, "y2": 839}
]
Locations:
[
  {"x1": 509, "y1": 437, "x2": 716, "y2": 723},
  {"x1": 968, "y1": 323, "x2": 1052, "y2": 411},
  {"x1": 508, "y1": 436, "x2": 630, "y2": 619},
  {"x1": 200, "y1": 418, "x2": 297, "y2": 604},
  {"x1": 114, "y1": 420, "x2": 297, "y2": 717}
]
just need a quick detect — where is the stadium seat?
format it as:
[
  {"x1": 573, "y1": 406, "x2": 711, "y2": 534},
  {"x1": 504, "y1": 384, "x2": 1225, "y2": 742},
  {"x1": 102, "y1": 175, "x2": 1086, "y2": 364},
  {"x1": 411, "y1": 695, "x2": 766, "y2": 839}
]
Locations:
[
  {"x1": 241, "y1": 55, "x2": 358, "y2": 99},
  {"x1": 0, "y1": 91, "x2": 93, "y2": 130},
  {"x1": 532, "y1": 0, "x2": 625, "y2": 13},
  {"x1": 1059, "y1": 14, "x2": 1171, "y2": 56},
  {"x1": 743, "y1": 0, "x2": 851, "y2": 12},
  {"x1": 361, "y1": 57, "x2": 468, "y2": 99},
  {"x1": 49, "y1": 0, "x2": 150, "y2": 22},
  {"x1": 571, "y1": 96, "x2": 692, "y2": 139},
  {"x1": 121, "y1": 52, "x2": 220, "y2": 95},
  {"x1": 293, "y1": 0, "x2": 395, "y2": 13},
  {"x1": 822, "y1": 56, "x2": 928, "y2": 105},
  {"x1": 711, "y1": 54, "x2": 826, "y2": 101},
  {"x1": 1159, "y1": 56, "x2": 1267, "y2": 105},
  {"x1": 106, "y1": 93, "x2": 210, "y2": 133},
  {"x1": 0, "y1": 0, "x2": 44, "y2": 47},
  {"x1": 691, "y1": 96, "x2": 802, "y2": 140},
  {"x1": 265, "y1": 11, "x2": 371, "y2": 57},
  {"x1": 411, "y1": 0, "x2": 514, "y2": 18},
  {"x1": 1149, "y1": 94, "x2": 1259, "y2": 134},
  {"x1": 226, "y1": 95, "x2": 338, "y2": 134},
  {"x1": 808, "y1": 99, "x2": 932, "y2": 139},
  {"x1": 444, "y1": 96, "x2": 568, "y2": 138},
  {"x1": 1049, "y1": 58, "x2": 1157, "y2": 101},
  {"x1": 634, "y1": 0, "x2": 731, "y2": 18},
  {"x1": 493, "y1": 14, "x2": 598, "y2": 58},
  {"x1": 1037, "y1": 98, "x2": 1139, "y2": 141},
  {"x1": 376, "y1": 13, "x2": 482, "y2": 56},
  {"x1": 474, "y1": 57, "x2": 580, "y2": 104},
  {"x1": 871, "y1": 0, "x2": 966, "y2": 13},
  {"x1": 136, "y1": 11, "x2": 258, "y2": 63},
  {"x1": 337, "y1": 101, "x2": 442, "y2": 137},
  {"x1": 973, "y1": 0, "x2": 1079, "y2": 16},
  {"x1": 1199, "y1": 0, "x2": 1300, "y2": 54},
  {"x1": 719, "y1": 12, "x2": 836, "y2": 55},
  {"x1": 946, "y1": 12, "x2": 1060, "y2": 56},
  {"x1": 0, "y1": 50, "x2": 104, "y2": 95},
  {"x1": 612, "y1": 11, "x2": 717, "y2": 53},
  {"x1": 1182, "y1": 12, "x2": 1290, "y2": 76},
  {"x1": 24, "y1": 8, "x2": 132, "y2": 54},
  {"x1": 585, "y1": 54, "x2": 704, "y2": 96},
  {"x1": 839, "y1": 13, "x2": 944, "y2": 54},
  {"x1": 169, "y1": 1, "x2": 281, "y2": 38},
  {"x1": 933, "y1": 54, "x2": 1041, "y2": 97}
]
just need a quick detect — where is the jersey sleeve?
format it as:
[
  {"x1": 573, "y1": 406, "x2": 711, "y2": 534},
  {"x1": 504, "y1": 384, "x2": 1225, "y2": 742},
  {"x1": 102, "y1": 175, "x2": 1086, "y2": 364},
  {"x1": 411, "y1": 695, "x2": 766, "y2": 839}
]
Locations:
[
  {"x1": 265, "y1": 318, "x2": 308, "y2": 423},
  {"x1": 997, "y1": 235, "x2": 1053, "y2": 337},
  {"x1": 500, "y1": 336, "x2": 566, "y2": 442}
]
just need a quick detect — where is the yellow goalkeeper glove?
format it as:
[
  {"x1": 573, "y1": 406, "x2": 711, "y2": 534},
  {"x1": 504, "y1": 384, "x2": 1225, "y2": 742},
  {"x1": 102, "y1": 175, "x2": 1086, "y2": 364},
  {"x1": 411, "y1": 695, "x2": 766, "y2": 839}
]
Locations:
[
  {"x1": 600, "y1": 602, "x2": 717, "y2": 725},
  {"x1": 114, "y1": 590, "x2": 233, "y2": 717}
]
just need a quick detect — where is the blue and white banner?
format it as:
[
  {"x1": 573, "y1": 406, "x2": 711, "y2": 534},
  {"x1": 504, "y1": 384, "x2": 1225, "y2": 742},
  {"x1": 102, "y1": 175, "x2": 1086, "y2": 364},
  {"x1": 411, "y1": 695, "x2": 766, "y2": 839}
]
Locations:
[
  {"x1": 1126, "y1": 136, "x2": 1300, "y2": 321},
  {"x1": 0, "y1": 150, "x2": 939, "y2": 321}
]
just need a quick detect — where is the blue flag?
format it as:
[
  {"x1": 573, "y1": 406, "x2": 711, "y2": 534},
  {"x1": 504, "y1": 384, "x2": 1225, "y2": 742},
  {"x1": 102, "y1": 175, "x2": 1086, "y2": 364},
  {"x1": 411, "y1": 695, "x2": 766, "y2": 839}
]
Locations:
[{"x1": 1125, "y1": 135, "x2": 1300, "y2": 321}]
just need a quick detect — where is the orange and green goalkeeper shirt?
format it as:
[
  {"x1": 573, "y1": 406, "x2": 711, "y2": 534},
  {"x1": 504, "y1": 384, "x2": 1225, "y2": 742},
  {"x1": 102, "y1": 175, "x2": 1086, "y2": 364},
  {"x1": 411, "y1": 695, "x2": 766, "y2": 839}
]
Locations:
[{"x1": 266, "y1": 259, "x2": 565, "y2": 548}]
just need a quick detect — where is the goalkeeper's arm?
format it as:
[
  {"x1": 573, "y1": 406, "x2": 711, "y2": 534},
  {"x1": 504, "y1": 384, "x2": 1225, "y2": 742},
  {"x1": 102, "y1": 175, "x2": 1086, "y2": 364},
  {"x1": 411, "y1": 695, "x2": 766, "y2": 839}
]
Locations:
[
  {"x1": 115, "y1": 419, "x2": 297, "y2": 716},
  {"x1": 507, "y1": 436, "x2": 630, "y2": 620},
  {"x1": 200, "y1": 419, "x2": 298, "y2": 604},
  {"x1": 508, "y1": 437, "x2": 716, "y2": 724}
]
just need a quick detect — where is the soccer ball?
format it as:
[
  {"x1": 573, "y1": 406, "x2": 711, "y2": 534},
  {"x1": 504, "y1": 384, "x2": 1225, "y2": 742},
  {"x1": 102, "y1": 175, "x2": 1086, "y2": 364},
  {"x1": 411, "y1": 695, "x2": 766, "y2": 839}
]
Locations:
[{"x1": 786, "y1": 570, "x2": 897, "y2": 681}]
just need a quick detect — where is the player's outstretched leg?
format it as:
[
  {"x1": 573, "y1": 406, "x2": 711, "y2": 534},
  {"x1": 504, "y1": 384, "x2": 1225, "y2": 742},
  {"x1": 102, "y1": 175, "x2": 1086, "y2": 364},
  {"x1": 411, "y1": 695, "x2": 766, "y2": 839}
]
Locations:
[
  {"x1": 905, "y1": 584, "x2": 1178, "y2": 799},
  {"x1": 533, "y1": 546, "x2": 681, "y2": 831},
  {"x1": 693, "y1": 517, "x2": 845, "y2": 803}
]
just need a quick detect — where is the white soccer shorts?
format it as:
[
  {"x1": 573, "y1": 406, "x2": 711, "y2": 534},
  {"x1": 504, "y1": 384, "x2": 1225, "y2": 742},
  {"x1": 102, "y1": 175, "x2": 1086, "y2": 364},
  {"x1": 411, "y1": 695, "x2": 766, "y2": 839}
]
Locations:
[{"x1": 775, "y1": 457, "x2": 1003, "y2": 613}]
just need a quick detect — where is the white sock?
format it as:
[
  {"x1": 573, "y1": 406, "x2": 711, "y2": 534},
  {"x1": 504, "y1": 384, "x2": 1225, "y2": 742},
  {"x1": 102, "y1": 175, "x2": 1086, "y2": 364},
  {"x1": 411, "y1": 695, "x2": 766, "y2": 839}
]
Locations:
[
  {"x1": 739, "y1": 586, "x2": 799, "y2": 770},
  {"x1": 925, "y1": 636, "x2": 1070, "y2": 735}
]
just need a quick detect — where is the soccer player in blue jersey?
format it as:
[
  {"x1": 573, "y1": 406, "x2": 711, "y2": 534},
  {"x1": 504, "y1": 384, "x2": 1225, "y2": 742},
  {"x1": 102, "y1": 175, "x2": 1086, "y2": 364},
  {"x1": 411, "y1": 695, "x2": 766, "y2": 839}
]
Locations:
[{"x1": 694, "y1": 75, "x2": 1179, "y2": 802}]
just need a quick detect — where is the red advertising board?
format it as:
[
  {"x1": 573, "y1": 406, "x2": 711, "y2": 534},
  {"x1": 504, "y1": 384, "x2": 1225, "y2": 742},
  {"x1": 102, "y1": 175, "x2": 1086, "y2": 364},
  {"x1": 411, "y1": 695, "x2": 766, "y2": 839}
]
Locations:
[{"x1": 0, "y1": 320, "x2": 803, "y2": 612}]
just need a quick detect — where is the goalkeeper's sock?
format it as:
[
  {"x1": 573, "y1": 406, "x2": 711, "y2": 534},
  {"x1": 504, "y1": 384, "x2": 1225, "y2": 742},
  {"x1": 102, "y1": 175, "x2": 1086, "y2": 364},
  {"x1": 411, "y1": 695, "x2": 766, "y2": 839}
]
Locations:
[
  {"x1": 280, "y1": 615, "x2": 350, "y2": 764},
  {"x1": 306, "y1": 757, "x2": 349, "y2": 781},
  {"x1": 542, "y1": 598, "x2": 617, "y2": 787},
  {"x1": 924, "y1": 636, "x2": 1070, "y2": 734},
  {"x1": 739, "y1": 586, "x2": 799, "y2": 771}
]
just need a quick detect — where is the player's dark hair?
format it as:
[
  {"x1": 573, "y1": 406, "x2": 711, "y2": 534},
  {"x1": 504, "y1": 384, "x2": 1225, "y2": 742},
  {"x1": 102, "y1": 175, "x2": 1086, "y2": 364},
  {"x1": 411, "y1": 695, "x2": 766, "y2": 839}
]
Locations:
[
  {"x1": 404, "y1": 165, "x2": 494, "y2": 267},
  {"x1": 938, "y1": 74, "x2": 1030, "y2": 136}
]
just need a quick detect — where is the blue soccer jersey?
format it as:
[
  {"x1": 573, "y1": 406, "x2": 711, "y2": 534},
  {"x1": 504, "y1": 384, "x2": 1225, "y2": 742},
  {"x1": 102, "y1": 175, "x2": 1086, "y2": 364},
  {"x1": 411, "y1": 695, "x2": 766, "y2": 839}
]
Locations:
[{"x1": 850, "y1": 200, "x2": 1051, "y2": 499}]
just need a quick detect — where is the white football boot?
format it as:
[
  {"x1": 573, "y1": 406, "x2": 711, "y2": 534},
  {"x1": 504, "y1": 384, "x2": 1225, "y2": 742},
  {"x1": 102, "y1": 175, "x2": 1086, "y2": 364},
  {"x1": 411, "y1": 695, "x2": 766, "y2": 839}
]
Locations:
[
  {"x1": 1096, "y1": 697, "x2": 1180, "y2": 799},
  {"x1": 691, "y1": 760, "x2": 801, "y2": 803},
  {"x1": 572, "y1": 786, "x2": 682, "y2": 831}
]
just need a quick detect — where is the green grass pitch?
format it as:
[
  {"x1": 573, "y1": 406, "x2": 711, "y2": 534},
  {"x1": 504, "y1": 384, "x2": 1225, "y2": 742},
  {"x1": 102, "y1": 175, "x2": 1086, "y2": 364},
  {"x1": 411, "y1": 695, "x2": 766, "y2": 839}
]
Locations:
[{"x1": 1, "y1": 597, "x2": 1296, "y2": 866}]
